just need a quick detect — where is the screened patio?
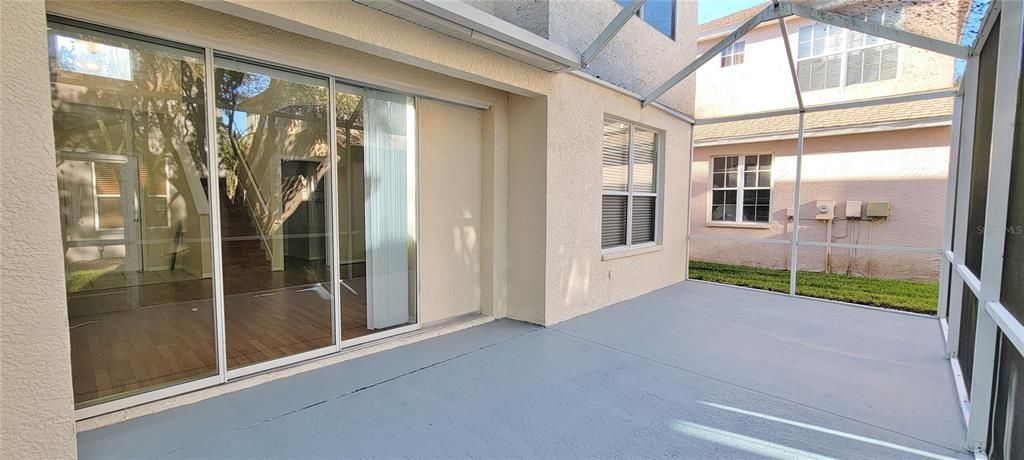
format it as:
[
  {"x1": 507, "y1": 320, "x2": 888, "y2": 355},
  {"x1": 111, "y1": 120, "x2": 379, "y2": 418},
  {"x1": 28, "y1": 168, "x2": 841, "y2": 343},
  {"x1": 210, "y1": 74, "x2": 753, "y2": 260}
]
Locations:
[{"x1": 73, "y1": 0, "x2": 1024, "y2": 457}]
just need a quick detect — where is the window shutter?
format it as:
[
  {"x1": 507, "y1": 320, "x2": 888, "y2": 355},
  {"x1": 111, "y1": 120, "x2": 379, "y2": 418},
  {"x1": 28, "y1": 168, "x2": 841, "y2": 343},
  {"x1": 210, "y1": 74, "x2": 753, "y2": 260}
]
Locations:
[
  {"x1": 797, "y1": 60, "x2": 811, "y2": 90},
  {"x1": 825, "y1": 55, "x2": 842, "y2": 88},
  {"x1": 631, "y1": 196, "x2": 656, "y2": 244},
  {"x1": 602, "y1": 121, "x2": 629, "y2": 192},
  {"x1": 880, "y1": 44, "x2": 898, "y2": 80},
  {"x1": 847, "y1": 49, "x2": 864, "y2": 85},
  {"x1": 602, "y1": 195, "x2": 627, "y2": 249},
  {"x1": 632, "y1": 129, "x2": 657, "y2": 193},
  {"x1": 863, "y1": 46, "x2": 882, "y2": 82}
]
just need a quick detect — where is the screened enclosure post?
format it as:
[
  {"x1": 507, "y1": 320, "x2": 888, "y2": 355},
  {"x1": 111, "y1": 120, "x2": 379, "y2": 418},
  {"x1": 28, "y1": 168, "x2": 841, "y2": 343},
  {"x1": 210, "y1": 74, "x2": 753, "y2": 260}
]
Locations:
[
  {"x1": 939, "y1": 94, "x2": 965, "y2": 320},
  {"x1": 684, "y1": 125, "x2": 695, "y2": 281},
  {"x1": 203, "y1": 48, "x2": 228, "y2": 382},
  {"x1": 967, "y1": 0, "x2": 1024, "y2": 452},
  {"x1": 947, "y1": 56, "x2": 981, "y2": 357},
  {"x1": 788, "y1": 112, "x2": 805, "y2": 296}
]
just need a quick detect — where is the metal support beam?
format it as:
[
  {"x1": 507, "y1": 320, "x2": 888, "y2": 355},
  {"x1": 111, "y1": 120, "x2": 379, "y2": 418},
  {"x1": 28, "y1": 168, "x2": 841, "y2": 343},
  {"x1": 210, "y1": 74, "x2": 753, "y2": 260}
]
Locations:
[
  {"x1": 582, "y1": 0, "x2": 644, "y2": 68},
  {"x1": 788, "y1": 3, "x2": 970, "y2": 59},
  {"x1": 642, "y1": 3, "x2": 790, "y2": 106},
  {"x1": 777, "y1": 18, "x2": 804, "y2": 111},
  {"x1": 696, "y1": 88, "x2": 956, "y2": 125},
  {"x1": 788, "y1": 112, "x2": 805, "y2": 296}
]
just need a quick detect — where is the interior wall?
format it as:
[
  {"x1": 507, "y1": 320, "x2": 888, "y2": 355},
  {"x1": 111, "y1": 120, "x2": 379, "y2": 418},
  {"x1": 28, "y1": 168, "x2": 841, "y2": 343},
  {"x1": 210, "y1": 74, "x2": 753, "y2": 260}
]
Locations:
[
  {"x1": 0, "y1": 0, "x2": 78, "y2": 457},
  {"x1": 418, "y1": 99, "x2": 484, "y2": 323}
]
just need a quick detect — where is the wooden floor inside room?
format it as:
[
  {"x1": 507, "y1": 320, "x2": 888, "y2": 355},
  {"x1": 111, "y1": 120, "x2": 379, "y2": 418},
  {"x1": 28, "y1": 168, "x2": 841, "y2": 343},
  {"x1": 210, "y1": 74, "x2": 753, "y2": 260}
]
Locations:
[{"x1": 67, "y1": 265, "x2": 390, "y2": 405}]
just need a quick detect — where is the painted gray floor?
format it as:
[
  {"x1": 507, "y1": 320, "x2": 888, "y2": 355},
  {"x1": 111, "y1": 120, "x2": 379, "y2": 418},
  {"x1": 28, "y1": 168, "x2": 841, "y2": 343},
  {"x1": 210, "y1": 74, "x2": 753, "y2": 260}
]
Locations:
[{"x1": 78, "y1": 281, "x2": 969, "y2": 459}]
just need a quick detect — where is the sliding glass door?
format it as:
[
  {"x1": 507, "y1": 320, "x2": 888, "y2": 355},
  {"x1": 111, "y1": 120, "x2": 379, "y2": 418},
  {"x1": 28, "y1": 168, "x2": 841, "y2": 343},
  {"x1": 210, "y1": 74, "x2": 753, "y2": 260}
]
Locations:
[
  {"x1": 213, "y1": 56, "x2": 335, "y2": 370},
  {"x1": 49, "y1": 21, "x2": 218, "y2": 407},
  {"x1": 335, "y1": 87, "x2": 417, "y2": 342},
  {"x1": 49, "y1": 18, "x2": 418, "y2": 412}
]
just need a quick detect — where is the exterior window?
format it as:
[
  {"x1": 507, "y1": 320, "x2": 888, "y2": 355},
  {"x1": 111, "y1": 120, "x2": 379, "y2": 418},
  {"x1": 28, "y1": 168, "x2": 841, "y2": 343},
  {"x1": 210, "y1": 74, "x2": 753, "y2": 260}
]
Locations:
[
  {"x1": 602, "y1": 118, "x2": 661, "y2": 250},
  {"x1": 616, "y1": 0, "x2": 675, "y2": 39},
  {"x1": 721, "y1": 41, "x2": 745, "y2": 67},
  {"x1": 797, "y1": 23, "x2": 844, "y2": 90},
  {"x1": 797, "y1": 10, "x2": 901, "y2": 91},
  {"x1": 710, "y1": 154, "x2": 772, "y2": 224}
]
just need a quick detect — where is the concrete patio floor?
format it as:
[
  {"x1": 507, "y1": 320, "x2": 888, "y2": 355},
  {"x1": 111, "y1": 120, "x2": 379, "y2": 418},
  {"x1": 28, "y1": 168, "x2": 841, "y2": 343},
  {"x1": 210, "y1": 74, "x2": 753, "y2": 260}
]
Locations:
[{"x1": 78, "y1": 281, "x2": 969, "y2": 459}]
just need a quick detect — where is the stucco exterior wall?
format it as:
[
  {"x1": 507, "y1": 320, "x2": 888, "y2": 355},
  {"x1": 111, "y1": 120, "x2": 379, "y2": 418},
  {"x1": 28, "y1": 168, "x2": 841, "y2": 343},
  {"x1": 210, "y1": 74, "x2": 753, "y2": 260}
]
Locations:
[
  {"x1": 4, "y1": 0, "x2": 695, "y2": 436},
  {"x1": 0, "y1": 1, "x2": 78, "y2": 458},
  {"x1": 695, "y1": 17, "x2": 956, "y2": 118},
  {"x1": 543, "y1": 74, "x2": 690, "y2": 325},
  {"x1": 548, "y1": 0, "x2": 697, "y2": 112},
  {"x1": 418, "y1": 99, "x2": 484, "y2": 323},
  {"x1": 691, "y1": 126, "x2": 950, "y2": 280},
  {"x1": 507, "y1": 94, "x2": 549, "y2": 325}
]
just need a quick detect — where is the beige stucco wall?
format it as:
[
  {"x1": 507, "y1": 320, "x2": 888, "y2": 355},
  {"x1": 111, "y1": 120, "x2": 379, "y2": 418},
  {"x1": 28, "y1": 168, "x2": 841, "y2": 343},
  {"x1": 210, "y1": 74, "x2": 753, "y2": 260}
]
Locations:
[
  {"x1": 547, "y1": 0, "x2": 697, "y2": 112},
  {"x1": 418, "y1": 99, "x2": 484, "y2": 323},
  {"x1": 543, "y1": 74, "x2": 691, "y2": 324},
  {"x1": 0, "y1": 1, "x2": 78, "y2": 458},
  {"x1": 3, "y1": 0, "x2": 695, "y2": 437},
  {"x1": 507, "y1": 94, "x2": 549, "y2": 325},
  {"x1": 691, "y1": 126, "x2": 950, "y2": 280},
  {"x1": 695, "y1": 17, "x2": 957, "y2": 118}
]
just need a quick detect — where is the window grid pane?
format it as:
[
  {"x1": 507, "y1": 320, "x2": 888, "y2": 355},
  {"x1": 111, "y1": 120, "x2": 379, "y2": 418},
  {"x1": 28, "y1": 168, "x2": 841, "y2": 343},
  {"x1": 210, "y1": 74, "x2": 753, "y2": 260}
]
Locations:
[
  {"x1": 602, "y1": 121, "x2": 630, "y2": 192},
  {"x1": 602, "y1": 119, "x2": 660, "y2": 249}
]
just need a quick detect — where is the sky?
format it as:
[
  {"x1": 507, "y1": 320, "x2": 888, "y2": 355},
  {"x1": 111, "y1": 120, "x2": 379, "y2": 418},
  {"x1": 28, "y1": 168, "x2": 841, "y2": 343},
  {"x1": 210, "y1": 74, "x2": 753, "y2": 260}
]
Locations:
[{"x1": 697, "y1": 0, "x2": 766, "y2": 24}]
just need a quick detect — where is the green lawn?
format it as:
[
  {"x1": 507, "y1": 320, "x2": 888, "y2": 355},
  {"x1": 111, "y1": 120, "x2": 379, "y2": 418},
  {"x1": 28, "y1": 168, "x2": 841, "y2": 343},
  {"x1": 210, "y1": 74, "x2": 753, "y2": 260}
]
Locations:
[{"x1": 688, "y1": 260, "x2": 939, "y2": 314}]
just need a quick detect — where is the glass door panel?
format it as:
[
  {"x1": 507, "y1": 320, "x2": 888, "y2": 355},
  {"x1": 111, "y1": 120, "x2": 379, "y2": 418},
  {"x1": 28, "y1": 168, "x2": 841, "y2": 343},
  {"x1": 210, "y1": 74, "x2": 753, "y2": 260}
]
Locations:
[
  {"x1": 335, "y1": 86, "x2": 417, "y2": 341},
  {"x1": 49, "y1": 21, "x2": 217, "y2": 408},
  {"x1": 213, "y1": 57, "x2": 334, "y2": 369}
]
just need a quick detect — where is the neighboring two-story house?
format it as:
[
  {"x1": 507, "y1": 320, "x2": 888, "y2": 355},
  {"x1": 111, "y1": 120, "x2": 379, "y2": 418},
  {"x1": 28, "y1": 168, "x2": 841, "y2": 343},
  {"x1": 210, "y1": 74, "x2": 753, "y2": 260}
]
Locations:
[{"x1": 691, "y1": 2, "x2": 961, "y2": 281}]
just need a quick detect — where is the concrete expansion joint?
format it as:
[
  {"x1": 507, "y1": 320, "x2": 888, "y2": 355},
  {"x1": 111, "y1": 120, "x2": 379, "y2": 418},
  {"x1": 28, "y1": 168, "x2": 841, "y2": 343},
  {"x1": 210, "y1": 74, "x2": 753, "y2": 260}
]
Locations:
[{"x1": 157, "y1": 326, "x2": 543, "y2": 458}]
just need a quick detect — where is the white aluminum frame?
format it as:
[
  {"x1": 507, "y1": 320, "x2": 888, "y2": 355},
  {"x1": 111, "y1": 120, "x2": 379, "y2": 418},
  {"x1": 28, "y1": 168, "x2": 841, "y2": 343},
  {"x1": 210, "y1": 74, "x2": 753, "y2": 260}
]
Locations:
[
  {"x1": 964, "y1": 0, "x2": 1024, "y2": 452},
  {"x1": 57, "y1": 14, "x2": 430, "y2": 421}
]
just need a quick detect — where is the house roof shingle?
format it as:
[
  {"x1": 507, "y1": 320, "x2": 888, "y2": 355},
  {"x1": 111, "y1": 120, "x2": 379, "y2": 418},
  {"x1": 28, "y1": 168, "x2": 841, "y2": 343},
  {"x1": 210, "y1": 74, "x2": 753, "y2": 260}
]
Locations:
[
  {"x1": 699, "y1": 3, "x2": 770, "y2": 38},
  {"x1": 694, "y1": 97, "x2": 954, "y2": 143}
]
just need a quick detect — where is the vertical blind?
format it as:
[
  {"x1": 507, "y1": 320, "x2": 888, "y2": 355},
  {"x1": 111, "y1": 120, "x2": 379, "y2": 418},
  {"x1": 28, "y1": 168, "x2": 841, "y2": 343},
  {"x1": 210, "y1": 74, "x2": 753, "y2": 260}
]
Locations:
[{"x1": 364, "y1": 89, "x2": 415, "y2": 330}]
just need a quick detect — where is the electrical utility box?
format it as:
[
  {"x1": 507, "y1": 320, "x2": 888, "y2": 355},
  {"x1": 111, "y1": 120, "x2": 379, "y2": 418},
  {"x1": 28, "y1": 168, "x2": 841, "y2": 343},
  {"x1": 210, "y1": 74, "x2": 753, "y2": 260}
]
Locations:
[
  {"x1": 845, "y1": 200, "x2": 863, "y2": 219},
  {"x1": 865, "y1": 201, "x2": 891, "y2": 218},
  {"x1": 815, "y1": 200, "x2": 835, "y2": 220}
]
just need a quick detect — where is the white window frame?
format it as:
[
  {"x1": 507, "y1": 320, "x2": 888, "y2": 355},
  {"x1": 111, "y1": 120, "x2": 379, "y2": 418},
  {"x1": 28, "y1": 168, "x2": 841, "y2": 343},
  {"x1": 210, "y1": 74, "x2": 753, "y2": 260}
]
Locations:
[
  {"x1": 796, "y1": 17, "x2": 901, "y2": 91},
  {"x1": 721, "y1": 41, "x2": 745, "y2": 68},
  {"x1": 602, "y1": 116, "x2": 664, "y2": 254},
  {"x1": 707, "y1": 153, "x2": 773, "y2": 227}
]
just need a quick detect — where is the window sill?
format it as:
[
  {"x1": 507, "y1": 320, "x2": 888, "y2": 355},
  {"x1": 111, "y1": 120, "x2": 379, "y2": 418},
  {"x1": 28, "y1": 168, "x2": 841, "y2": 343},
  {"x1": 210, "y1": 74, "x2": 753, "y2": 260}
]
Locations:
[
  {"x1": 705, "y1": 221, "x2": 771, "y2": 230},
  {"x1": 601, "y1": 244, "x2": 663, "y2": 261}
]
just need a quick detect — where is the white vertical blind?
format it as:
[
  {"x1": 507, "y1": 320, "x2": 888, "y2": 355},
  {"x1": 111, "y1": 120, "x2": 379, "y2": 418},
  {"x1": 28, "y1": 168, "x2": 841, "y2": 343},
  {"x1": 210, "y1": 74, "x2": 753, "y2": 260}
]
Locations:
[{"x1": 363, "y1": 90, "x2": 414, "y2": 329}]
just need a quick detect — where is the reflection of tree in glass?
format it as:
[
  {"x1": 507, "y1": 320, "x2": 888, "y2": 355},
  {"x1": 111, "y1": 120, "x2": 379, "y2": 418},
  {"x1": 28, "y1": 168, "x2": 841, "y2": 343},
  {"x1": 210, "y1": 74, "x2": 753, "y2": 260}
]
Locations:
[{"x1": 214, "y1": 67, "x2": 328, "y2": 230}]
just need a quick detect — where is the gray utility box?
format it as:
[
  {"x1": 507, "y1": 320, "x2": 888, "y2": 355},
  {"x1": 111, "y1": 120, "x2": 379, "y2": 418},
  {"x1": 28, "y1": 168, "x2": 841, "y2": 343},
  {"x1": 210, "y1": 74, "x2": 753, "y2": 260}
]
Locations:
[{"x1": 865, "y1": 201, "x2": 891, "y2": 218}]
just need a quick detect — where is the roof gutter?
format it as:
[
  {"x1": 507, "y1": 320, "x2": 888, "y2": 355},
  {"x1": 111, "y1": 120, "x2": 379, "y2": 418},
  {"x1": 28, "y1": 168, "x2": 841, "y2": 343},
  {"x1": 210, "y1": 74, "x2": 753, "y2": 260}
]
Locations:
[{"x1": 395, "y1": 0, "x2": 580, "y2": 71}]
